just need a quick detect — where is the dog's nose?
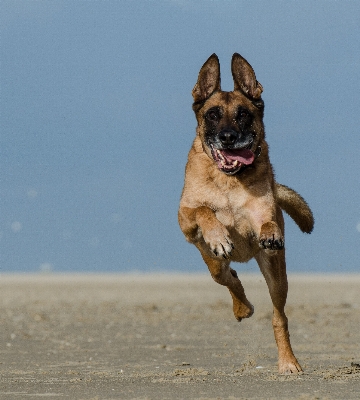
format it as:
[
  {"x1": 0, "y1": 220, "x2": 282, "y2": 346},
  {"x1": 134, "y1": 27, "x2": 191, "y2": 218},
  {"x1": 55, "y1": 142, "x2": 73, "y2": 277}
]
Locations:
[{"x1": 219, "y1": 130, "x2": 238, "y2": 146}]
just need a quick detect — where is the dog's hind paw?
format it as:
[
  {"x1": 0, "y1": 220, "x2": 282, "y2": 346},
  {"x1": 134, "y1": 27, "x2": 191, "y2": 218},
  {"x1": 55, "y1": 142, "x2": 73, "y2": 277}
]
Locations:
[
  {"x1": 278, "y1": 359, "x2": 303, "y2": 375},
  {"x1": 233, "y1": 302, "x2": 254, "y2": 321}
]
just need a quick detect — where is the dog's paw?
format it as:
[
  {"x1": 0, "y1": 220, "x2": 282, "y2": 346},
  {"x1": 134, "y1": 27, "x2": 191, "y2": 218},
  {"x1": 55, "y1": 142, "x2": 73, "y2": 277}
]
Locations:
[
  {"x1": 260, "y1": 235, "x2": 284, "y2": 250},
  {"x1": 233, "y1": 302, "x2": 254, "y2": 322},
  {"x1": 259, "y1": 221, "x2": 284, "y2": 250},
  {"x1": 278, "y1": 358, "x2": 303, "y2": 375},
  {"x1": 203, "y1": 225, "x2": 234, "y2": 259}
]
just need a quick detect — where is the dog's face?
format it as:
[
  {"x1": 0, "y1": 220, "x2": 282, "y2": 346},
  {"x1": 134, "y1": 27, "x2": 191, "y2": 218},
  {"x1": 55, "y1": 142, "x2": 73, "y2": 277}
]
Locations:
[{"x1": 192, "y1": 53, "x2": 265, "y2": 175}]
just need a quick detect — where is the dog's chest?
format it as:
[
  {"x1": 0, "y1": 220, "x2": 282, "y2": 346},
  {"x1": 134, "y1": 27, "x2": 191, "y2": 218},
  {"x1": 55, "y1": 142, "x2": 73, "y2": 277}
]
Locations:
[
  {"x1": 215, "y1": 183, "x2": 273, "y2": 236},
  {"x1": 214, "y1": 186, "x2": 253, "y2": 231}
]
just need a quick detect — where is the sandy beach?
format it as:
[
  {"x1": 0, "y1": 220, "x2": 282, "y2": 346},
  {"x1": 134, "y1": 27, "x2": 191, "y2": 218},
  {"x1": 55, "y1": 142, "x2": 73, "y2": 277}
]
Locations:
[{"x1": 0, "y1": 273, "x2": 359, "y2": 399}]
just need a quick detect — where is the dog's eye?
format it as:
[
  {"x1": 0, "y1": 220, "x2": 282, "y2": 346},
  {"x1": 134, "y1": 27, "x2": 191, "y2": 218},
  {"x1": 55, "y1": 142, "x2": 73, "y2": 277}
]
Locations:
[
  {"x1": 206, "y1": 111, "x2": 219, "y2": 122},
  {"x1": 238, "y1": 110, "x2": 248, "y2": 119}
]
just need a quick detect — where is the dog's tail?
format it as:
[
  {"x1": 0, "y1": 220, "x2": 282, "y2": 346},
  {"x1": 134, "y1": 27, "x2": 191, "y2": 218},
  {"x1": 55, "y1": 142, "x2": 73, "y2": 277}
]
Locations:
[{"x1": 275, "y1": 183, "x2": 314, "y2": 234}]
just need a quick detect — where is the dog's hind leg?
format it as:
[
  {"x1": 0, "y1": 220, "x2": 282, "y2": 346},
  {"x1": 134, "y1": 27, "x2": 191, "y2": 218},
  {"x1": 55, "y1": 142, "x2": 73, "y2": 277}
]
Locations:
[
  {"x1": 198, "y1": 248, "x2": 254, "y2": 321},
  {"x1": 255, "y1": 249, "x2": 302, "y2": 374}
]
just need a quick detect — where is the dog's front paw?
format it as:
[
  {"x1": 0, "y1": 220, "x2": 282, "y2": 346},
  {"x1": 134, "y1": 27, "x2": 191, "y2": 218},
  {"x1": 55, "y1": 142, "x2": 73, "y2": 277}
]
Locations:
[
  {"x1": 203, "y1": 225, "x2": 234, "y2": 259},
  {"x1": 259, "y1": 221, "x2": 284, "y2": 250}
]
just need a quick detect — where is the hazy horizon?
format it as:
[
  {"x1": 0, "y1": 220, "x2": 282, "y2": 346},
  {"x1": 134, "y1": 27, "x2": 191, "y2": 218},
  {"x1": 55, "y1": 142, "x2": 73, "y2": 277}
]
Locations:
[{"x1": 1, "y1": 1, "x2": 359, "y2": 274}]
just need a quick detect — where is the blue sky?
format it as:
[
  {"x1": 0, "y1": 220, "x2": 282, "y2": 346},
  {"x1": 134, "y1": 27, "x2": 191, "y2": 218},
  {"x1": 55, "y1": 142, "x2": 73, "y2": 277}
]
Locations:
[{"x1": 1, "y1": 0, "x2": 359, "y2": 273}]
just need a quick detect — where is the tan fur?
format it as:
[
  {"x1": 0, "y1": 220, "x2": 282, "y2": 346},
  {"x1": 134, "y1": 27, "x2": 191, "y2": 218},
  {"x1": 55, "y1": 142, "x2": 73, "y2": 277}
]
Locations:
[
  {"x1": 275, "y1": 183, "x2": 314, "y2": 234},
  {"x1": 178, "y1": 53, "x2": 314, "y2": 374}
]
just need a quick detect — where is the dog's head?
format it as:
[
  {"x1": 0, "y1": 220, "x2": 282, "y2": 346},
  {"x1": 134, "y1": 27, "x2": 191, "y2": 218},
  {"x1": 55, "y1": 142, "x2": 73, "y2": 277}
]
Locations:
[{"x1": 192, "y1": 53, "x2": 265, "y2": 175}]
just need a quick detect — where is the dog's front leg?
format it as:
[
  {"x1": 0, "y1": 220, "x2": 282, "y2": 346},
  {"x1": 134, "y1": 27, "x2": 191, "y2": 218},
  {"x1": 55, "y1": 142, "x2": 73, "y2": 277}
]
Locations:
[
  {"x1": 246, "y1": 198, "x2": 285, "y2": 250},
  {"x1": 255, "y1": 249, "x2": 302, "y2": 374},
  {"x1": 259, "y1": 221, "x2": 284, "y2": 250},
  {"x1": 178, "y1": 206, "x2": 233, "y2": 258}
]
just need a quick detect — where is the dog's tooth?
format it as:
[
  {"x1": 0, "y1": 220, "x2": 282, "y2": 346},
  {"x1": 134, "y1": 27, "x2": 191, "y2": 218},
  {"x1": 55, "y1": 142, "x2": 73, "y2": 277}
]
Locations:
[
  {"x1": 217, "y1": 150, "x2": 225, "y2": 161},
  {"x1": 233, "y1": 160, "x2": 239, "y2": 167}
]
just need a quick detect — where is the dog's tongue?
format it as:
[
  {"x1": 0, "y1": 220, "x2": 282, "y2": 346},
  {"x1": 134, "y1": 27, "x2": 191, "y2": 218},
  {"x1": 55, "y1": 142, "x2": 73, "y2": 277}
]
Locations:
[{"x1": 221, "y1": 149, "x2": 255, "y2": 165}]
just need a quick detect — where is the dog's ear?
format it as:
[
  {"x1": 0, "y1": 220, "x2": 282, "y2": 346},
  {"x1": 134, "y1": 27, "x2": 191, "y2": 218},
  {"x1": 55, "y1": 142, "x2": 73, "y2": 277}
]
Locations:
[
  {"x1": 231, "y1": 53, "x2": 263, "y2": 100},
  {"x1": 192, "y1": 54, "x2": 221, "y2": 104}
]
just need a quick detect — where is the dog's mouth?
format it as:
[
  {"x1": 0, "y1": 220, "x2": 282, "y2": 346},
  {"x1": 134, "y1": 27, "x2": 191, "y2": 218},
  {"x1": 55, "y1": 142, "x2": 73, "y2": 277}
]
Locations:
[{"x1": 211, "y1": 145, "x2": 255, "y2": 175}]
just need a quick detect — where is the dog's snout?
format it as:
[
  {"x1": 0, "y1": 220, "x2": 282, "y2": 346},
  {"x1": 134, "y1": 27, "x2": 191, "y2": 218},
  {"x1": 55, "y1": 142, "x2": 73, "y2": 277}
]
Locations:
[{"x1": 219, "y1": 130, "x2": 238, "y2": 146}]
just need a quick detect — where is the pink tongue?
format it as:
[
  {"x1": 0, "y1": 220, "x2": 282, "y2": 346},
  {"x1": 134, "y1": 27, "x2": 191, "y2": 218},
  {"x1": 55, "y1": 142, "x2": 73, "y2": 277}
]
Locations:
[{"x1": 221, "y1": 149, "x2": 255, "y2": 165}]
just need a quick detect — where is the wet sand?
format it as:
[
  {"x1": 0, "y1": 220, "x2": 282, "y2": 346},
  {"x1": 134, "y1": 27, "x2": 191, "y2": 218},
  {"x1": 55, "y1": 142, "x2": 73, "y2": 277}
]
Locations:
[{"x1": 0, "y1": 273, "x2": 359, "y2": 399}]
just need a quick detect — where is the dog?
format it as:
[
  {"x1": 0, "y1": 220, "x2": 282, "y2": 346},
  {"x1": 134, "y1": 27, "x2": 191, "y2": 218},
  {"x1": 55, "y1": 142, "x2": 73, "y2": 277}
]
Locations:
[{"x1": 178, "y1": 53, "x2": 314, "y2": 374}]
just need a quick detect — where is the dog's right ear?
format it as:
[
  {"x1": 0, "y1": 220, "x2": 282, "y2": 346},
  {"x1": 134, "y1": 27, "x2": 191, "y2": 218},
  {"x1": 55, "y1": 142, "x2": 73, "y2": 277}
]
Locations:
[{"x1": 192, "y1": 54, "x2": 221, "y2": 104}]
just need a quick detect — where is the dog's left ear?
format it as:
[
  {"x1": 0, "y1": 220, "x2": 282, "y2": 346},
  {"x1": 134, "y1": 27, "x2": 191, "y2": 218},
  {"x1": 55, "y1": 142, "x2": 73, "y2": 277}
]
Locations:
[{"x1": 231, "y1": 53, "x2": 263, "y2": 101}]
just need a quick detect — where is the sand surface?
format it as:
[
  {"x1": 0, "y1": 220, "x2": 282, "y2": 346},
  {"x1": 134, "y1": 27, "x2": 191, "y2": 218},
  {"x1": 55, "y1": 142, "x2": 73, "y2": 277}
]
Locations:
[{"x1": 0, "y1": 273, "x2": 359, "y2": 399}]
